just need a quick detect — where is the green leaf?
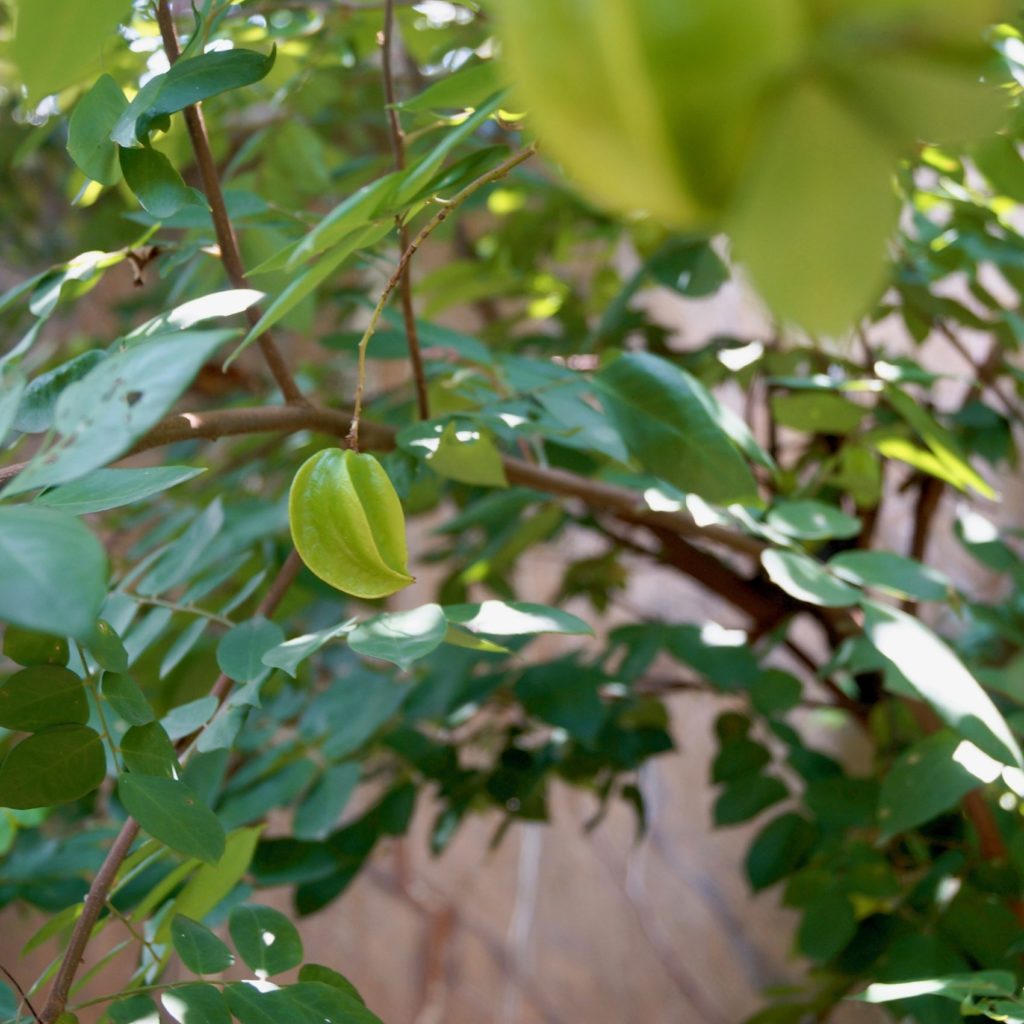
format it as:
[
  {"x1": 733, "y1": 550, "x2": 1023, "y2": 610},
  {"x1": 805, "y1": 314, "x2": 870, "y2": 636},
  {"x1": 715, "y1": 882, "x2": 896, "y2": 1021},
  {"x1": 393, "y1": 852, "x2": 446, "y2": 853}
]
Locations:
[
  {"x1": 120, "y1": 146, "x2": 204, "y2": 219},
  {"x1": 109, "y1": 995, "x2": 159, "y2": 1024},
  {"x1": 729, "y1": 79, "x2": 898, "y2": 334},
  {"x1": 85, "y1": 619, "x2": 128, "y2": 672},
  {"x1": 862, "y1": 600, "x2": 1023, "y2": 768},
  {"x1": 515, "y1": 662, "x2": 607, "y2": 745},
  {"x1": 761, "y1": 549, "x2": 860, "y2": 608},
  {"x1": 101, "y1": 673, "x2": 155, "y2": 726},
  {"x1": 442, "y1": 601, "x2": 592, "y2": 637},
  {"x1": 426, "y1": 422, "x2": 508, "y2": 487},
  {"x1": 121, "y1": 723, "x2": 179, "y2": 779},
  {"x1": 233, "y1": 222, "x2": 391, "y2": 362},
  {"x1": 217, "y1": 618, "x2": 286, "y2": 683},
  {"x1": 878, "y1": 730, "x2": 989, "y2": 839},
  {"x1": 766, "y1": 500, "x2": 861, "y2": 541},
  {"x1": 163, "y1": 983, "x2": 231, "y2": 1024},
  {"x1": 297, "y1": 965, "x2": 365, "y2": 1006},
  {"x1": 714, "y1": 774, "x2": 788, "y2": 826},
  {"x1": 224, "y1": 985, "x2": 294, "y2": 1024},
  {"x1": 294, "y1": 763, "x2": 360, "y2": 841},
  {"x1": 596, "y1": 352, "x2": 757, "y2": 504},
  {"x1": 828, "y1": 551, "x2": 951, "y2": 602},
  {"x1": 228, "y1": 904, "x2": 303, "y2": 976},
  {"x1": 163, "y1": 826, "x2": 261, "y2": 938},
  {"x1": 0, "y1": 506, "x2": 107, "y2": 640},
  {"x1": 13, "y1": 350, "x2": 106, "y2": 435},
  {"x1": 0, "y1": 667, "x2": 88, "y2": 731},
  {"x1": 10, "y1": 0, "x2": 129, "y2": 100},
  {"x1": 261, "y1": 622, "x2": 353, "y2": 679},
  {"x1": 797, "y1": 893, "x2": 856, "y2": 963},
  {"x1": 112, "y1": 48, "x2": 277, "y2": 145},
  {"x1": 860, "y1": 972, "x2": 1017, "y2": 1005},
  {"x1": 0, "y1": 726, "x2": 105, "y2": 808},
  {"x1": 67, "y1": 75, "x2": 128, "y2": 185},
  {"x1": 317, "y1": 676, "x2": 407, "y2": 760},
  {"x1": 284, "y1": 982, "x2": 384, "y2": 1024},
  {"x1": 170, "y1": 915, "x2": 235, "y2": 975},
  {"x1": 400, "y1": 59, "x2": 501, "y2": 112},
  {"x1": 770, "y1": 392, "x2": 867, "y2": 435},
  {"x1": 348, "y1": 605, "x2": 448, "y2": 670},
  {"x1": 118, "y1": 773, "x2": 226, "y2": 865},
  {"x1": 749, "y1": 670, "x2": 802, "y2": 717},
  {"x1": 745, "y1": 813, "x2": 817, "y2": 891},
  {"x1": 4, "y1": 330, "x2": 235, "y2": 497},
  {"x1": 884, "y1": 385, "x2": 995, "y2": 498},
  {"x1": 3, "y1": 627, "x2": 69, "y2": 668},
  {"x1": 34, "y1": 466, "x2": 205, "y2": 516}
]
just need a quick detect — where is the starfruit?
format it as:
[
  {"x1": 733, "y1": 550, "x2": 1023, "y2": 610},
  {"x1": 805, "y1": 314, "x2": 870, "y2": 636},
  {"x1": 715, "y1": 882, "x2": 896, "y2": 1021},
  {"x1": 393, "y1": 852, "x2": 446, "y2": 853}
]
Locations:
[{"x1": 288, "y1": 448, "x2": 414, "y2": 600}]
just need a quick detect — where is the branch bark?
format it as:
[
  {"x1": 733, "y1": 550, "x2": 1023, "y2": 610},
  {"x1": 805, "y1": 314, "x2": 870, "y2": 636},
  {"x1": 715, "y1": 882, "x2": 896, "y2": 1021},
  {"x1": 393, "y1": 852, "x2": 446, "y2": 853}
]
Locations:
[{"x1": 155, "y1": 0, "x2": 304, "y2": 405}]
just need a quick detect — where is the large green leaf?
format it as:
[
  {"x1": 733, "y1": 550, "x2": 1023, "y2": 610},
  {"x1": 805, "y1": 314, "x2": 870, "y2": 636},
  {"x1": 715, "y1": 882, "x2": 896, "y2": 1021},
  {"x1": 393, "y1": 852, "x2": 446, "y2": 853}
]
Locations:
[
  {"x1": 120, "y1": 146, "x2": 204, "y2": 219},
  {"x1": 426, "y1": 422, "x2": 508, "y2": 488},
  {"x1": 120, "y1": 723, "x2": 179, "y2": 779},
  {"x1": 0, "y1": 506, "x2": 107, "y2": 640},
  {"x1": 745, "y1": 813, "x2": 818, "y2": 891},
  {"x1": 228, "y1": 905, "x2": 303, "y2": 976},
  {"x1": 442, "y1": 601, "x2": 593, "y2": 637},
  {"x1": 878, "y1": 730, "x2": 992, "y2": 839},
  {"x1": 118, "y1": 773, "x2": 226, "y2": 865},
  {"x1": 0, "y1": 726, "x2": 105, "y2": 808},
  {"x1": 112, "y1": 48, "x2": 277, "y2": 145},
  {"x1": 596, "y1": 352, "x2": 757, "y2": 504},
  {"x1": 262, "y1": 622, "x2": 353, "y2": 679},
  {"x1": 4, "y1": 331, "x2": 235, "y2": 497},
  {"x1": 101, "y1": 673, "x2": 155, "y2": 726},
  {"x1": 67, "y1": 75, "x2": 127, "y2": 185},
  {"x1": 863, "y1": 600, "x2": 1023, "y2": 768},
  {"x1": 729, "y1": 80, "x2": 899, "y2": 334},
  {"x1": 10, "y1": 0, "x2": 129, "y2": 100},
  {"x1": 0, "y1": 667, "x2": 88, "y2": 731}
]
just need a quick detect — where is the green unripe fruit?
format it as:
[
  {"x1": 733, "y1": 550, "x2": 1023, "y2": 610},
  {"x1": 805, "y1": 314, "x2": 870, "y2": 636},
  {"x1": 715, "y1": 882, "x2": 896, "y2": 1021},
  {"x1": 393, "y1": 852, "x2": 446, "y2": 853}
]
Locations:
[{"x1": 289, "y1": 448, "x2": 414, "y2": 600}]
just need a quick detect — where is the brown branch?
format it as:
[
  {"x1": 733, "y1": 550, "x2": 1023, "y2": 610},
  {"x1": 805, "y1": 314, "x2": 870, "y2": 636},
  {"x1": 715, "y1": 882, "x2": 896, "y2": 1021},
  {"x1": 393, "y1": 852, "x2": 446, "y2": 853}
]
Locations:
[
  {"x1": 0, "y1": 403, "x2": 766, "y2": 560},
  {"x1": 381, "y1": 0, "x2": 429, "y2": 420},
  {"x1": 39, "y1": 549, "x2": 303, "y2": 1023},
  {"x1": 155, "y1": 0, "x2": 304, "y2": 405}
]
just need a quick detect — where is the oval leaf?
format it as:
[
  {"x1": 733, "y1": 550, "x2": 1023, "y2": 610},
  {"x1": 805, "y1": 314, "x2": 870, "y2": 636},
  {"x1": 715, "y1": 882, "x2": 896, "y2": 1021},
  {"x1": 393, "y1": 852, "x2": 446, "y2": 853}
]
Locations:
[{"x1": 0, "y1": 726, "x2": 105, "y2": 809}]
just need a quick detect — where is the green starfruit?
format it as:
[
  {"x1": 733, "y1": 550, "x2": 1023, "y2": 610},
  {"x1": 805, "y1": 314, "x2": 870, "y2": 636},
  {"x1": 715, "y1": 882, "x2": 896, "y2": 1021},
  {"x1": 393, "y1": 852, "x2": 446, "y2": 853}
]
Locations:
[{"x1": 288, "y1": 448, "x2": 414, "y2": 600}]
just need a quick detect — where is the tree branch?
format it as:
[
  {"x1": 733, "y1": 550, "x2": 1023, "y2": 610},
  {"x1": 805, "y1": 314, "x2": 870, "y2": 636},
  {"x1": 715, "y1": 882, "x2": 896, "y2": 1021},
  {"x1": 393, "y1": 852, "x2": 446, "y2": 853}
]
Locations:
[
  {"x1": 155, "y1": 0, "x2": 305, "y2": 405},
  {"x1": 381, "y1": 0, "x2": 429, "y2": 420}
]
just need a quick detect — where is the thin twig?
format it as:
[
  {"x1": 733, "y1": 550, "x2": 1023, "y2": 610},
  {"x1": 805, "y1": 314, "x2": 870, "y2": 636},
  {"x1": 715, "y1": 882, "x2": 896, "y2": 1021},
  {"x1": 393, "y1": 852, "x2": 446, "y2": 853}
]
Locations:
[
  {"x1": 381, "y1": 0, "x2": 429, "y2": 421},
  {"x1": 347, "y1": 143, "x2": 538, "y2": 449},
  {"x1": 155, "y1": 0, "x2": 305, "y2": 405},
  {"x1": 0, "y1": 962, "x2": 40, "y2": 1023},
  {"x1": 122, "y1": 593, "x2": 235, "y2": 628}
]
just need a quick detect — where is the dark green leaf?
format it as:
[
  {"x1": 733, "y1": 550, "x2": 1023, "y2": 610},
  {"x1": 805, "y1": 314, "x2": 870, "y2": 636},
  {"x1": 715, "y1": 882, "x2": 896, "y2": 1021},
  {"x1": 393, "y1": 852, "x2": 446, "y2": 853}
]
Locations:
[
  {"x1": 0, "y1": 666, "x2": 88, "y2": 731},
  {"x1": 798, "y1": 893, "x2": 857, "y2": 962},
  {"x1": 85, "y1": 619, "x2": 128, "y2": 673},
  {"x1": 170, "y1": 915, "x2": 235, "y2": 975},
  {"x1": 118, "y1": 773, "x2": 226, "y2": 864},
  {"x1": 68, "y1": 75, "x2": 127, "y2": 185},
  {"x1": 0, "y1": 726, "x2": 105, "y2": 808},
  {"x1": 878, "y1": 730, "x2": 988, "y2": 839},
  {"x1": 101, "y1": 673, "x2": 154, "y2": 726},
  {"x1": 713, "y1": 774, "x2": 788, "y2": 826},
  {"x1": 3, "y1": 627, "x2": 68, "y2": 668},
  {"x1": 120, "y1": 146, "x2": 204, "y2": 219},
  {"x1": 162, "y1": 983, "x2": 232, "y2": 1024},
  {"x1": 829, "y1": 551, "x2": 951, "y2": 602},
  {"x1": 597, "y1": 352, "x2": 757, "y2": 504},
  {"x1": 745, "y1": 813, "x2": 817, "y2": 891},
  {"x1": 120, "y1": 723, "x2": 179, "y2": 779},
  {"x1": 228, "y1": 904, "x2": 303, "y2": 976},
  {"x1": 294, "y1": 763, "x2": 360, "y2": 841}
]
